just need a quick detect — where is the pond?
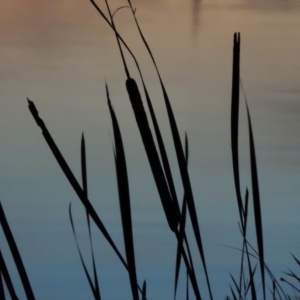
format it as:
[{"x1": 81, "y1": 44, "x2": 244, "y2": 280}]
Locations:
[{"x1": 1, "y1": 0, "x2": 300, "y2": 299}]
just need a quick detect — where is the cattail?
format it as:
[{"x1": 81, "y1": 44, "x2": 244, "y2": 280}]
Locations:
[{"x1": 126, "y1": 78, "x2": 178, "y2": 232}]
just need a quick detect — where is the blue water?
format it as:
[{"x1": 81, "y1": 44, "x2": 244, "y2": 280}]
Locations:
[{"x1": 1, "y1": 0, "x2": 300, "y2": 299}]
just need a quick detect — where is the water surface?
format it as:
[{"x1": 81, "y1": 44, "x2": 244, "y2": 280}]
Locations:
[{"x1": 1, "y1": 0, "x2": 300, "y2": 299}]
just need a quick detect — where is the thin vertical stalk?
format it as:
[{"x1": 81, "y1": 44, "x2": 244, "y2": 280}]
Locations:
[{"x1": 0, "y1": 203, "x2": 35, "y2": 300}]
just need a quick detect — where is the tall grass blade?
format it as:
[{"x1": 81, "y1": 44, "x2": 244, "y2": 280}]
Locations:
[
  {"x1": 243, "y1": 188, "x2": 249, "y2": 234},
  {"x1": 291, "y1": 254, "x2": 300, "y2": 267},
  {"x1": 241, "y1": 188, "x2": 258, "y2": 300},
  {"x1": 107, "y1": 84, "x2": 139, "y2": 300},
  {"x1": 245, "y1": 247, "x2": 257, "y2": 300},
  {"x1": 246, "y1": 102, "x2": 265, "y2": 300},
  {"x1": 0, "y1": 250, "x2": 19, "y2": 300},
  {"x1": 185, "y1": 270, "x2": 190, "y2": 300},
  {"x1": 179, "y1": 242, "x2": 201, "y2": 300},
  {"x1": 240, "y1": 189, "x2": 249, "y2": 291},
  {"x1": 144, "y1": 88, "x2": 180, "y2": 211},
  {"x1": 247, "y1": 263, "x2": 258, "y2": 300},
  {"x1": 69, "y1": 203, "x2": 100, "y2": 299},
  {"x1": 272, "y1": 279, "x2": 276, "y2": 300},
  {"x1": 0, "y1": 280, "x2": 3, "y2": 300},
  {"x1": 81, "y1": 134, "x2": 101, "y2": 299},
  {"x1": 174, "y1": 134, "x2": 189, "y2": 300},
  {"x1": 230, "y1": 286, "x2": 238, "y2": 300},
  {"x1": 0, "y1": 202, "x2": 35, "y2": 300},
  {"x1": 230, "y1": 32, "x2": 244, "y2": 226},
  {"x1": 174, "y1": 193, "x2": 187, "y2": 300},
  {"x1": 27, "y1": 99, "x2": 128, "y2": 269},
  {"x1": 230, "y1": 273, "x2": 242, "y2": 299},
  {"x1": 0, "y1": 259, "x2": 4, "y2": 300},
  {"x1": 184, "y1": 134, "x2": 189, "y2": 164},
  {"x1": 235, "y1": 234, "x2": 257, "y2": 300},
  {"x1": 186, "y1": 270, "x2": 190, "y2": 300},
  {"x1": 238, "y1": 188, "x2": 249, "y2": 296},
  {"x1": 81, "y1": 134, "x2": 88, "y2": 198}
]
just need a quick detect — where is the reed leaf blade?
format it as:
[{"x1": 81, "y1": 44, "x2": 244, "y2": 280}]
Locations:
[
  {"x1": 81, "y1": 134, "x2": 101, "y2": 299},
  {"x1": 0, "y1": 257, "x2": 4, "y2": 300},
  {"x1": 0, "y1": 202, "x2": 35, "y2": 300},
  {"x1": 107, "y1": 84, "x2": 139, "y2": 300},
  {"x1": 0, "y1": 250, "x2": 19, "y2": 300},
  {"x1": 69, "y1": 203, "x2": 99, "y2": 299},
  {"x1": 246, "y1": 102, "x2": 265, "y2": 300},
  {"x1": 174, "y1": 134, "x2": 189, "y2": 299},
  {"x1": 231, "y1": 32, "x2": 244, "y2": 225}
]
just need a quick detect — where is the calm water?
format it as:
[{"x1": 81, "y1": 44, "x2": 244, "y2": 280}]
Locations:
[{"x1": 1, "y1": 0, "x2": 300, "y2": 299}]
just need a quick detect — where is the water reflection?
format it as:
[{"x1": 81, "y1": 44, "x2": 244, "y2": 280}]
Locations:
[{"x1": 192, "y1": 0, "x2": 201, "y2": 35}]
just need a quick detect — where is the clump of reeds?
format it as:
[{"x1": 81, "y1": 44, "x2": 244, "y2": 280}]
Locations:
[
  {"x1": 1, "y1": 0, "x2": 299, "y2": 299},
  {"x1": 0, "y1": 202, "x2": 35, "y2": 300}
]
